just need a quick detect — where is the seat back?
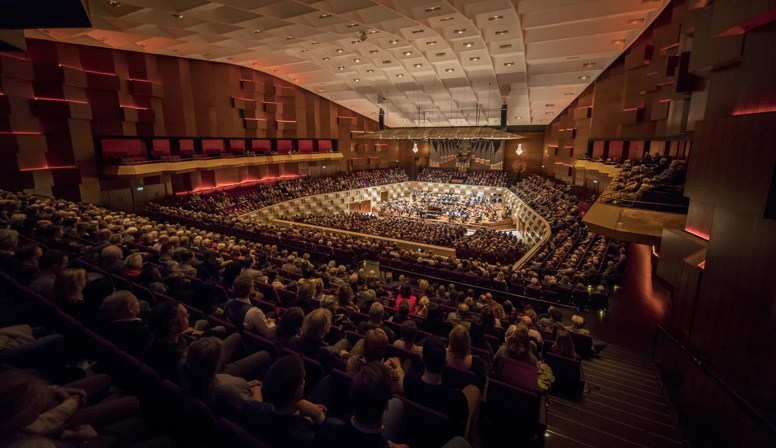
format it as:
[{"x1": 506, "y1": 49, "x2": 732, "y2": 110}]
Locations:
[
  {"x1": 158, "y1": 380, "x2": 217, "y2": 447},
  {"x1": 484, "y1": 378, "x2": 546, "y2": 447},
  {"x1": 217, "y1": 418, "x2": 271, "y2": 448},
  {"x1": 544, "y1": 352, "x2": 584, "y2": 396},
  {"x1": 493, "y1": 356, "x2": 538, "y2": 393},
  {"x1": 400, "y1": 396, "x2": 455, "y2": 448},
  {"x1": 441, "y1": 364, "x2": 478, "y2": 390},
  {"x1": 568, "y1": 331, "x2": 595, "y2": 358}
]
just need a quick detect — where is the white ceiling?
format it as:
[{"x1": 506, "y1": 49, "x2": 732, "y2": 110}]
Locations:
[{"x1": 26, "y1": 0, "x2": 668, "y2": 128}]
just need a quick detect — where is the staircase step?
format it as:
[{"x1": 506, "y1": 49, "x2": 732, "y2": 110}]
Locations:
[{"x1": 545, "y1": 342, "x2": 684, "y2": 448}]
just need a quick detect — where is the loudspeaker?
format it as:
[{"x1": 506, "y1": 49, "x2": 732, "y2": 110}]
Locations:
[
  {"x1": 379, "y1": 108, "x2": 385, "y2": 130},
  {"x1": 500, "y1": 104, "x2": 508, "y2": 131}
]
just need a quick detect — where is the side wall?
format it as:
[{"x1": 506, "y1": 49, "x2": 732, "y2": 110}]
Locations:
[
  {"x1": 0, "y1": 38, "x2": 399, "y2": 205},
  {"x1": 544, "y1": 0, "x2": 776, "y2": 445}
]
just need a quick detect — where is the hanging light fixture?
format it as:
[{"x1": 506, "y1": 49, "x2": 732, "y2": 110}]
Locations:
[
  {"x1": 516, "y1": 143, "x2": 523, "y2": 156},
  {"x1": 412, "y1": 141, "x2": 419, "y2": 153}
]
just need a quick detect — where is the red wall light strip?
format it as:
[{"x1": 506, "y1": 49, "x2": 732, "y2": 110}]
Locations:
[
  {"x1": 244, "y1": 118, "x2": 267, "y2": 121},
  {"x1": 34, "y1": 97, "x2": 89, "y2": 104},
  {"x1": 120, "y1": 105, "x2": 149, "y2": 110},
  {"x1": 232, "y1": 96, "x2": 256, "y2": 102},
  {"x1": 19, "y1": 165, "x2": 77, "y2": 172},
  {"x1": 58, "y1": 64, "x2": 117, "y2": 77},
  {"x1": 0, "y1": 131, "x2": 43, "y2": 135},
  {"x1": 276, "y1": 120, "x2": 297, "y2": 123},
  {"x1": 0, "y1": 52, "x2": 30, "y2": 62},
  {"x1": 623, "y1": 107, "x2": 640, "y2": 111},
  {"x1": 684, "y1": 227, "x2": 710, "y2": 241},
  {"x1": 732, "y1": 105, "x2": 776, "y2": 116}
]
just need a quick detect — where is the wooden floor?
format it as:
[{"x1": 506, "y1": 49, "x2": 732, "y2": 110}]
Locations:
[{"x1": 544, "y1": 244, "x2": 685, "y2": 448}]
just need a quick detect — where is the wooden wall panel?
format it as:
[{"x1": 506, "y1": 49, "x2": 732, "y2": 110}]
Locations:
[{"x1": 0, "y1": 38, "x2": 379, "y2": 200}]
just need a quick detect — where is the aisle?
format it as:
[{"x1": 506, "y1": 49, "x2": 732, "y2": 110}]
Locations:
[{"x1": 545, "y1": 344, "x2": 685, "y2": 448}]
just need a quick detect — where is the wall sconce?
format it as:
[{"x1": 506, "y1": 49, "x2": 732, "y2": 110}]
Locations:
[
  {"x1": 516, "y1": 143, "x2": 523, "y2": 156},
  {"x1": 412, "y1": 142, "x2": 419, "y2": 153}
]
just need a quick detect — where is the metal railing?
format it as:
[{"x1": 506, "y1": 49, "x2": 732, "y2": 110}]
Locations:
[{"x1": 599, "y1": 190, "x2": 689, "y2": 213}]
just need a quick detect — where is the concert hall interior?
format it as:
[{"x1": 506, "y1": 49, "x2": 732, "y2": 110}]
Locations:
[{"x1": 0, "y1": 1, "x2": 775, "y2": 447}]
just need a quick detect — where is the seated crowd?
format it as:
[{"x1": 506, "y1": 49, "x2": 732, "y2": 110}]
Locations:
[
  {"x1": 379, "y1": 192, "x2": 513, "y2": 225},
  {"x1": 417, "y1": 168, "x2": 507, "y2": 187},
  {"x1": 147, "y1": 174, "x2": 622, "y2": 295},
  {"x1": 173, "y1": 168, "x2": 408, "y2": 215},
  {"x1": 607, "y1": 153, "x2": 688, "y2": 204},
  {"x1": 0, "y1": 189, "x2": 609, "y2": 448},
  {"x1": 285, "y1": 213, "x2": 467, "y2": 247}
]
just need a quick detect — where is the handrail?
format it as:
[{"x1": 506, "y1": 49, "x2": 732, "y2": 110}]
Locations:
[
  {"x1": 598, "y1": 190, "x2": 689, "y2": 213},
  {"x1": 652, "y1": 325, "x2": 776, "y2": 439},
  {"x1": 382, "y1": 262, "x2": 579, "y2": 312}
]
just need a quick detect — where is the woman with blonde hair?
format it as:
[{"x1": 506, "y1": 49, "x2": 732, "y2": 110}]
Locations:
[{"x1": 446, "y1": 325, "x2": 488, "y2": 387}]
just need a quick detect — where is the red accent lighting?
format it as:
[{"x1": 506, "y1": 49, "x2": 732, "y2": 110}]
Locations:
[
  {"x1": 120, "y1": 105, "x2": 149, "y2": 110},
  {"x1": 684, "y1": 227, "x2": 710, "y2": 241},
  {"x1": 0, "y1": 131, "x2": 43, "y2": 135},
  {"x1": 732, "y1": 105, "x2": 776, "y2": 116},
  {"x1": 20, "y1": 165, "x2": 77, "y2": 172},
  {"x1": 58, "y1": 64, "x2": 117, "y2": 76},
  {"x1": 34, "y1": 97, "x2": 89, "y2": 104}
]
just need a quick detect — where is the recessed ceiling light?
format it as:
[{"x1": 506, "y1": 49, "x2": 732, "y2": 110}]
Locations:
[
  {"x1": 445, "y1": 68, "x2": 454, "y2": 72},
  {"x1": 545, "y1": 112, "x2": 554, "y2": 115},
  {"x1": 578, "y1": 75, "x2": 589, "y2": 80},
  {"x1": 292, "y1": 78, "x2": 297, "y2": 81},
  {"x1": 582, "y1": 62, "x2": 596, "y2": 68},
  {"x1": 254, "y1": 30, "x2": 262, "y2": 34},
  {"x1": 440, "y1": 17, "x2": 454, "y2": 22},
  {"x1": 335, "y1": 48, "x2": 344, "y2": 53},
  {"x1": 611, "y1": 39, "x2": 625, "y2": 45},
  {"x1": 322, "y1": 57, "x2": 329, "y2": 61},
  {"x1": 515, "y1": 116, "x2": 522, "y2": 119},
  {"x1": 354, "y1": 58, "x2": 361, "y2": 62},
  {"x1": 425, "y1": 6, "x2": 441, "y2": 12},
  {"x1": 628, "y1": 18, "x2": 645, "y2": 24},
  {"x1": 414, "y1": 63, "x2": 423, "y2": 68},
  {"x1": 463, "y1": 42, "x2": 473, "y2": 48},
  {"x1": 403, "y1": 120, "x2": 408, "y2": 123},
  {"x1": 469, "y1": 57, "x2": 480, "y2": 62},
  {"x1": 499, "y1": 44, "x2": 512, "y2": 49},
  {"x1": 454, "y1": 28, "x2": 466, "y2": 34},
  {"x1": 403, "y1": 51, "x2": 412, "y2": 56},
  {"x1": 383, "y1": 60, "x2": 391, "y2": 64},
  {"x1": 396, "y1": 74, "x2": 404, "y2": 78},
  {"x1": 172, "y1": 13, "x2": 183, "y2": 19},
  {"x1": 351, "y1": 40, "x2": 360, "y2": 44},
  {"x1": 426, "y1": 41, "x2": 437, "y2": 46},
  {"x1": 272, "y1": 69, "x2": 278, "y2": 73},
  {"x1": 546, "y1": 103, "x2": 555, "y2": 107},
  {"x1": 286, "y1": 36, "x2": 295, "y2": 40},
  {"x1": 495, "y1": 30, "x2": 508, "y2": 35},
  {"x1": 366, "y1": 69, "x2": 374, "y2": 73},
  {"x1": 203, "y1": 52, "x2": 209, "y2": 56},
  {"x1": 504, "y1": 62, "x2": 514, "y2": 67},
  {"x1": 411, "y1": 29, "x2": 424, "y2": 34},
  {"x1": 319, "y1": 13, "x2": 332, "y2": 19},
  {"x1": 347, "y1": 23, "x2": 359, "y2": 28},
  {"x1": 489, "y1": 15, "x2": 503, "y2": 21},
  {"x1": 369, "y1": 50, "x2": 379, "y2": 54},
  {"x1": 317, "y1": 88, "x2": 324, "y2": 92},
  {"x1": 435, "y1": 52, "x2": 446, "y2": 57},
  {"x1": 252, "y1": 63, "x2": 257, "y2": 66},
  {"x1": 337, "y1": 66, "x2": 345, "y2": 70},
  {"x1": 564, "y1": 92, "x2": 574, "y2": 96},
  {"x1": 389, "y1": 39, "x2": 399, "y2": 44},
  {"x1": 300, "y1": 49, "x2": 308, "y2": 53},
  {"x1": 368, "y1": 30, "x2": 379, "y2": 34},
  {"x1": 311, "y1": 41, "x2": 319, "y2": 45},
  {"x1": 353, "y1": 78, "x2": 360, "y2": 82},
  {"x1": 109, "y1": 0, "x2": 121, "y2": 7},
  {"x1": 137, "y1": 43, "x2": 146, "y2": 48}
]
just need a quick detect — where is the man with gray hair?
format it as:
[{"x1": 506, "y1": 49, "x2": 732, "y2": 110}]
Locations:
[{"x1": 99, "y1": 290, "x2": 151, "y2": 357}]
